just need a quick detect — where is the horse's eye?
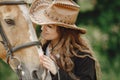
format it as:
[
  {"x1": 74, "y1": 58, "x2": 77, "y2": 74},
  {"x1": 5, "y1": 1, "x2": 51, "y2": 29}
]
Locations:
[{"x1": 4, "y1": 19, "x2": 15, "y2": 25}]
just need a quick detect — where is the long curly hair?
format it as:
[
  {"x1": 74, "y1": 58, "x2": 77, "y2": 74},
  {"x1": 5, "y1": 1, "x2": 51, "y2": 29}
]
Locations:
[{"x1": 40, "y1": 26, "x2": 101, "y2": 80}]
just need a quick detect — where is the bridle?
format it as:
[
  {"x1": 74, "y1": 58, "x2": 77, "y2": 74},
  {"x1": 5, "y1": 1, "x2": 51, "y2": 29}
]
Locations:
[
  {"x1": 0, "y1": 2, "x2": 42, "y2": 79},
  {"x1": 0, "y1": 1, "x2": 41, "y2": 63},
  {"x1": 0, "y1": 1, "x2": 27, "y2": 5}
]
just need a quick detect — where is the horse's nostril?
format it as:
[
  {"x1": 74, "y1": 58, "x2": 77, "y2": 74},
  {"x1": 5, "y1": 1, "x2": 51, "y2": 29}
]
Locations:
[{"x1": 32, "y1": 70, "x2": 39, "y2": 79}]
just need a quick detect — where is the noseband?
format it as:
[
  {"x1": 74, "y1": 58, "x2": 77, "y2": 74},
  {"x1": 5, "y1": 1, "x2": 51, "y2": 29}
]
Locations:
[
  {"x1": 0, "y1": 1, "x2": 27, "y2": 5},
  {"x1": 0, "y1": 1, "x2": 41, "y2": 63}
]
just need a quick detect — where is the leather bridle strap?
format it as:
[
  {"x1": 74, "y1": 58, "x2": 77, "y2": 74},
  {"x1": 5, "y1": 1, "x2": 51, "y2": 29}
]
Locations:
[
  {"x1": 0, "y1": 22, "x2": 12, "y2": 55},
  {"x1": 0, "y1": 22, "x2": 41, "y2": 63},
  {"x1": 12, "y1": 41, "x2": 41, "y2": 52},
  {"x1": 0, "y1": 1, "x2": 27, "y2": 5}
]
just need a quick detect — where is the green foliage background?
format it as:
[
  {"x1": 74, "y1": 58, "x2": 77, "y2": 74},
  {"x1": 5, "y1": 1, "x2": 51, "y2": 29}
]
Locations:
[{"x1": 0, "y1": 0, "x2": 120, "y2": 80}]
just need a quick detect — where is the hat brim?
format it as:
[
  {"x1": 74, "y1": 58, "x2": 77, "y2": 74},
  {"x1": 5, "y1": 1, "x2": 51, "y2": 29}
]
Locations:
[{"x1": 29, "y1": 0, "x2": 86, "y2": 34}]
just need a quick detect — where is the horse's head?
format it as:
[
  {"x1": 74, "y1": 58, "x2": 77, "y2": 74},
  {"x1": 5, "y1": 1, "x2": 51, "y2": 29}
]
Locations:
[{"x1": 0, "y1": 0, "x2": 46, "y2": 80}]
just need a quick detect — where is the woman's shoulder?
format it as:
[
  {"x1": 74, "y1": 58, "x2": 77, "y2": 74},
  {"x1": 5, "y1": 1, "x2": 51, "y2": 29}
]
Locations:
[
  {"x1": 72, "y1": 50, "x2": 95, "y2": 63},
  {"x1": 76, "y1": 50, "x2": 92, "y2": 57}
]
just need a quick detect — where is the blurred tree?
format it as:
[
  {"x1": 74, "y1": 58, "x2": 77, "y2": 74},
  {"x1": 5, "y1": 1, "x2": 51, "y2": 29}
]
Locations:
[
  {"x1": 0, "y1": 59, "x2": 18, "y2": 80},
  {"x1": 76, "y1": 0, "x2": 120, "y2": 59}
]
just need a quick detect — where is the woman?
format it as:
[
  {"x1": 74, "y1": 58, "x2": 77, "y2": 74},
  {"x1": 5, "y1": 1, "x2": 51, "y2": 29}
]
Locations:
[{"x1": 29, "y1": 0, "x2": 101, "y2": 80}]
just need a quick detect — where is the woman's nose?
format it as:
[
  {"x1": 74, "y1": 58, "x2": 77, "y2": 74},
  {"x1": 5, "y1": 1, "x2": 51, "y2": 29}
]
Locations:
[
  {"x1": 41, "y1": 26, "x2": 43, "y2": 30},
  {"x1": 41, "y1": 26, "x2": 45, "y2": 31}
]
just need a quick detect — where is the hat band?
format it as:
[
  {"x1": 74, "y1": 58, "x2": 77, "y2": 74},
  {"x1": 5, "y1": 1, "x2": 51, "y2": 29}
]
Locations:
[{"x1": 44, "y1": 9, "x2": 75, "y2": 25}]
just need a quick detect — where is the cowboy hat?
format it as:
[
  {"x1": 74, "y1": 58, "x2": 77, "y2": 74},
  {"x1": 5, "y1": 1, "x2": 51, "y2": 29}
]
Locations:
[{"x1": 29, "y1": 0, "x2": 86, "y2": 34}]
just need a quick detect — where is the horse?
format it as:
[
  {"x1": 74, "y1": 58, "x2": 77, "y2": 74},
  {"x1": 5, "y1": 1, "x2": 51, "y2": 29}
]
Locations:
[{"x1": 0, "y1": 0, "x2": 47, "y2": 80}]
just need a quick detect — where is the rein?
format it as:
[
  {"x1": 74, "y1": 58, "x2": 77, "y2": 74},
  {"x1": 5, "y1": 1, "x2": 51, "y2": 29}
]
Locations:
[{"x1": 0, "y1": 22, "x2": 41, "y2": 63}]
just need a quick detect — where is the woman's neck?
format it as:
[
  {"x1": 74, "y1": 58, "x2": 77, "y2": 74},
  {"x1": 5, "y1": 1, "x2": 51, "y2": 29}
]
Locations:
[{"x1": 49, "y1": 38, "x2": 60, "y2": 51}]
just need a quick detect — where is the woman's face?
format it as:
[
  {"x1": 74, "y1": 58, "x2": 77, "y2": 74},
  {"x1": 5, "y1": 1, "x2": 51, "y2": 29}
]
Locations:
[{"x1": 41, "y1": 25, "x2": 59, "y2": 41}]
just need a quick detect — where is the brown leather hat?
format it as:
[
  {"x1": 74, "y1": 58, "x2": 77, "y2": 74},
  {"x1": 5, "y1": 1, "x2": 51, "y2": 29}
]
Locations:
[{"x1": 29, "y1": 0, "x2": 86, "y2": 34}]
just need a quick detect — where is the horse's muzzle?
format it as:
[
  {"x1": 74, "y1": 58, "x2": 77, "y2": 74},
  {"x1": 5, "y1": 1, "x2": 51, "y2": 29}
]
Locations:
[{"x1": 9, "y1": 57, "x2": 45, "y2": 80}]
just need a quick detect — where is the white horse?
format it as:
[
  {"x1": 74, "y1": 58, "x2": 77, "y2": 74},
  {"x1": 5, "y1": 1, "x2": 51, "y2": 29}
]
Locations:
[{"x1": 0, "y1": 0, "x2": 48, "y2": 80}]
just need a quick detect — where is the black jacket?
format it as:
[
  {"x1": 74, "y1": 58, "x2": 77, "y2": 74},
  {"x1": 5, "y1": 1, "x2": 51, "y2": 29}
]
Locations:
[{"x1": 43, "y1": 43, "x2": 97, "y2": 80}]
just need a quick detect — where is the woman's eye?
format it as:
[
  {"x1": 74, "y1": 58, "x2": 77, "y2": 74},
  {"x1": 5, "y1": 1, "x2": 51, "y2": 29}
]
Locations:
[{"x1": 47, "y1": 25, "x2": 53, "y2": 28}]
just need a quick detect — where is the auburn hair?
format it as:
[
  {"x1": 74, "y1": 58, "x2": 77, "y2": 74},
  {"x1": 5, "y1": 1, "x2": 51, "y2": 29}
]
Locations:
[{"x1": 40, "y1": 26, "x2": 101, "y2": 80}]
